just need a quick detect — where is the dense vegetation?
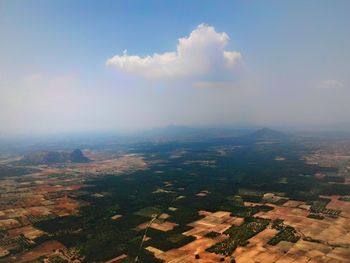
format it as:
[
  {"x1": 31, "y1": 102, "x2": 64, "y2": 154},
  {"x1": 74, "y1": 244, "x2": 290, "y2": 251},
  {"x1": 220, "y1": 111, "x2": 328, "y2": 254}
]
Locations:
[
  {"x1": 0, "y1": 165, "x2": 38, "y2": 178},
  {"x1": 207, "y1": 217, "x2": 270, "y2": 256},
  {"x1": 268, "y1": 219, "x2": 300, "y2": 245},
  {"x1": 204, "y1": 231, "x2": 221, "y2": 238}
]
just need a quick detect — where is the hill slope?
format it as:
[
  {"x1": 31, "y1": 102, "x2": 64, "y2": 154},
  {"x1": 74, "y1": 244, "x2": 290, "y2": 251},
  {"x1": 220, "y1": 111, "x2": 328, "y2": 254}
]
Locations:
[{"x1": 21, "y1": 149, "x2": 91, "y2": 164}]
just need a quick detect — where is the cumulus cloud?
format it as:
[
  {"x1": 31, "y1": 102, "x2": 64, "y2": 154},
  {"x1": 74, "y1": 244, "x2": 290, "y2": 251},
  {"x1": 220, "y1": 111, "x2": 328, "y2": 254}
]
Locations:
[{"x1": 106, "y1": 24, "x2": 242, "y2": 79}]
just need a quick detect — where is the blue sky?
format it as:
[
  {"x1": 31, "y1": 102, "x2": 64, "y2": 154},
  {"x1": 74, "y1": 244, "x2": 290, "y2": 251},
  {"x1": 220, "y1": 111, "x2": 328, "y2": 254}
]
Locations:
[{"x1": 1, "y1": 1, "x2": 349, "y2": 134}]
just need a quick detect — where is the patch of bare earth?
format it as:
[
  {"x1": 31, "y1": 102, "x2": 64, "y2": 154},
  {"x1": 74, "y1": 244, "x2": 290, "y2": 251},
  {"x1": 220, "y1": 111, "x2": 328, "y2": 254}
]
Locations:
[
  {"x1": 153, "y1": 211, "x2": 243, "y2": 263},
  {"x1": 137, "y1": 221, "x2": 178, "y2": 232},
  {"x1": 153, "y1": 198, "x2": 350, "y2": 263},
  {"x1": 248, "y1": 197, "x2": 350, "y2": 263},
  {"x1": 12, "y1": 240, "x2": 65, "y2": 263}
]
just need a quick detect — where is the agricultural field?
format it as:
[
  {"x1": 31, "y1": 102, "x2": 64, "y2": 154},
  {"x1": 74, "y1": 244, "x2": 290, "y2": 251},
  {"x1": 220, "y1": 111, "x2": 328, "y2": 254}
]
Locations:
[{"x1": 1, "y1": 129, "x2": 350, "y2": 262}]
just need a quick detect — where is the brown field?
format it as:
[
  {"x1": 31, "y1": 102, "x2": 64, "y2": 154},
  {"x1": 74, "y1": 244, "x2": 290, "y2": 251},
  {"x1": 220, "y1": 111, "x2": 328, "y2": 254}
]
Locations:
[
  {"x1": 138, "y1": 220, "x2": 178, "y2": 232},
  {"x1": 184, "y1": 211, "x2": 243, "y2": 238},
  {"x1": 233, "y1": 237, "x2": 345, "y2": 263},
  {"x1": 8, "y1": 225, "x2": 44, "y2": 240},
  {"x1": 27, "y1": 206, "x2": 52, "y2": 216},
  {"x1": 153, "y1": 211, "x2": 243, "y2": 263},
  {"x1": 50, "y1": 196, "x2": 80, "y2": 216},
  {"x1": 157, "y1": 237, "x2": 231, "y2": 263},
  {"x1": 159, "y1": 213, "x2": 170, "y2": 220},
  {"x1": 262, "y1": 192, "x2": 286, "y2": 203},
  {"x1": 245, "y1": 198, "x2": 350, "y2": 263},
  {"x1": 0, "y1": 247, "x2": 10, "y2": 258},
  {"x1": 0, "y1": 219, "x2": 20, "y2": 230},
  {"x1": 152, "y1": 197, "x2": 350, "y2": 263},
  {"x1": 71, "y1": 154, "x2": 148, "y2": 175},
  {"x1": 0, "y1": 153, "x2": 152, "y2": 262},
  {"x1": 254, "y1": 200, "x2": 350, "y2": 245},
  {"x1": 233, "y1": 228, "x2": 280, "y2": 263},
  {"x1": 11, "y1": 240, "x2": 65, "y2": 263},
  {"x1": 111, "y1": 214, "x2": 123, "y2": 220},
  {"x1": 321, "y1": 195, "x2": 350, "y2": 217},
  {"x1": 145, "y1": 246, "x2": 164, "y2": 255},
  {"x1": 281, "y1": 200, "x2": 305, "y2": 208}
]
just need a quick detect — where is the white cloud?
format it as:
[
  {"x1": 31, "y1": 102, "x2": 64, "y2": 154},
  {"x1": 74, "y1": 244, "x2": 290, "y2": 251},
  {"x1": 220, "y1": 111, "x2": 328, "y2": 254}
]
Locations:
[
  {"x1": 106, "y1": 24, "x2": 242, "y2": 79},
  {"x1": 320, "y1": 79, "x2": 344, "y2": 89}
]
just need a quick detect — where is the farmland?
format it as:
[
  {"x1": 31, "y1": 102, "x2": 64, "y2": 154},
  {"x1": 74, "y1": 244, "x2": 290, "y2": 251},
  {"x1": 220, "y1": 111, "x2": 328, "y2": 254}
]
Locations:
[{"x1": 1, "y1": 129, "x2": 350, "y2": 262}]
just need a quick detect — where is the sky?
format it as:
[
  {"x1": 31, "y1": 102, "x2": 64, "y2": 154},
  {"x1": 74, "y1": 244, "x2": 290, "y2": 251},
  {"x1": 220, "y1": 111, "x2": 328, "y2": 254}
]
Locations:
[{"x1": 0, "y1": 0, "x2": 350, "y2": 135}]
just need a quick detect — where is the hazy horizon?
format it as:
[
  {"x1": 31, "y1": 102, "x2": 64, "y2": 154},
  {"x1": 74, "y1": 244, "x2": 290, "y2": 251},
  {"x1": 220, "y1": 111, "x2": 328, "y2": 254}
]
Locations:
[{"x1": 1, "y1": 1, "x2": 350, "y2": 135}]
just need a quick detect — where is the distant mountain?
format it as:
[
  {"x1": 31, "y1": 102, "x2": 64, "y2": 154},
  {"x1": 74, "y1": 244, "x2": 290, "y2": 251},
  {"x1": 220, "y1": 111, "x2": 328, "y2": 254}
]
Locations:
[
  {"x1": 69, "y1": 149, "x2": 90, "y2": 163},
  {"x1": 22, "y1": 151, "x2": 67, "y2": 164},
  {"x1": 130, "y1": 125, "x2": 292, "y2": 144},
  {"x1": 139, "y1": 125, "x2": 255, "y2": 142},
  {"x1": 21, "y1": 149, "x2": 90, "y2": 164}
]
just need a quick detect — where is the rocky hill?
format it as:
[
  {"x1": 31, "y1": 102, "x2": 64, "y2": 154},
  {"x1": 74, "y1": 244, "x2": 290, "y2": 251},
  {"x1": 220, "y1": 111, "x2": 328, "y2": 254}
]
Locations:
[{"x1": 21, "y1": 149, "x2": 91, "y2": 164}]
